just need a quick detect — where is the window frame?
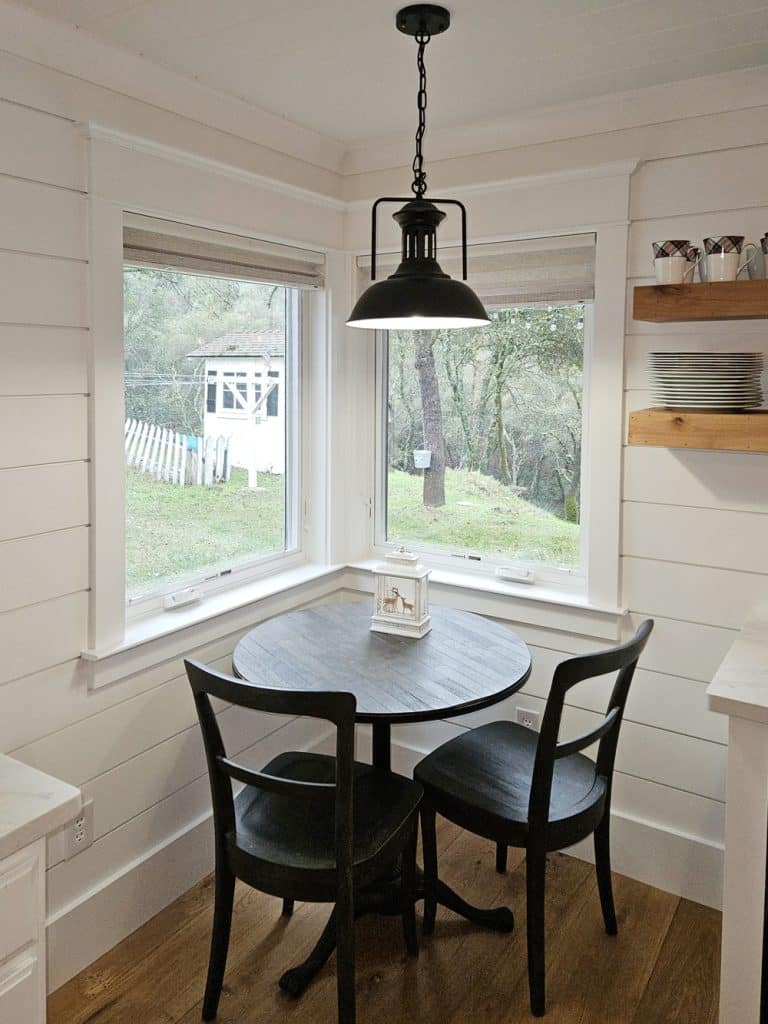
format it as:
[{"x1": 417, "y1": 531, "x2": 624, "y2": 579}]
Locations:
[
  {"x1": 373, "y1": 300, "x2": 592, "y2": 592},
  {"x1": 369, "y1": 224, "x2": 626, "y2": 612},
  {"x1": 86, "y1": 196, "x2": 320, "y2": 662}
]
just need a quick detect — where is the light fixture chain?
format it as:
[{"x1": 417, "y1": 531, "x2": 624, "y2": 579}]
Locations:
[{"x1": 412, "y1": 31, "x2": 430, "y2": 197}]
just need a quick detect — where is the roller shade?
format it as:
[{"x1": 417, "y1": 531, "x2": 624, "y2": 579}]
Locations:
[
  {"x1": 358, "y1": 233, "x2": 594, "y2": 308},
  {"x1": 124, "y1": 213, "x2": 325, "y2": 289}
]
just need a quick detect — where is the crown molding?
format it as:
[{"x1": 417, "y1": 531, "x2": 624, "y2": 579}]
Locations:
[
  {"x1": 342, "y1": 65, "x2": 768, "y2": 177},
  {"x1": 84, "y1": 123, "x2": 347, "y2": 213},
  {"x1": 0, "y1": 0, "x2": 346, "y2": 175},
  {"x1": 86, "y1": 124, "x2": 638, "y2": 228},
  {"x1": 344, "y1": 159, "x2": 642, "y2": 210}
]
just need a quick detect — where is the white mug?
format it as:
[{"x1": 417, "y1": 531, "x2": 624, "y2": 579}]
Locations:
[
  {"x1": 654, "y1": 256, "x2": 695, "y2": 284},
  {"x1": 705, "y1": 249, "x2": 756, "y2": 282}
]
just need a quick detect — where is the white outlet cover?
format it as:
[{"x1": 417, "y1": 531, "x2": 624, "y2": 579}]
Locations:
[
  {"x1": 516, "y1": 706, "x2": 541, "y2": 731},
  {"x1": 63, "y1": 799, "x2": 94, "y2": 860}
]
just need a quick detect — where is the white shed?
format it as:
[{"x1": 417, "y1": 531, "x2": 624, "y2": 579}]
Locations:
[{"x1": 187, "y1": 331, "x2": 286, "y2": 478}]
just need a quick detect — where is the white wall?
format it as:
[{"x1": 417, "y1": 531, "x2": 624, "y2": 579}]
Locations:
[
  {"x1": 0, "y1": 53, "x2": 347, "y2": 992},
  {"x1": 2, "y1": 18, "x2": 768, "y2": 995}
]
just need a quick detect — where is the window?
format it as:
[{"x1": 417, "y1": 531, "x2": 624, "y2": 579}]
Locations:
[
  {"x1": 373, "y1": 234, "x2": 595, "y2": 585},
  {"x1": 122, "y1": 214, "x2": 324, "y2": 606},
  {"x1": 206, "y1": 370, "x2": 217, "y2": 413},
  {"x1": 221, "y1": 372, "x2": 236, "y2": 410},
  {"x1": 220, "y1": 372, "x2": 248, "y2": 413},
  {"x1": 267, "y1": 371, "x2": 280, "y2": 417}
]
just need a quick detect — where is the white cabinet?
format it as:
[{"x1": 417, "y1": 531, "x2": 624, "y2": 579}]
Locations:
[
  {"x1": 0, "y1": 756, "x2": 81, "y2": 1024},
  {"x1": 0, "y1": 841, "x2": 45, "y2": 1024},
  {"x1": 708, "y1": 606, "x2": 768, "y2": 1024}
]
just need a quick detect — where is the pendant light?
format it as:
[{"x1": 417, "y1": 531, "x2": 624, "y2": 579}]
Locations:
[{"x1": 347, "y1": 5, "x2": 490, "y2": 331}]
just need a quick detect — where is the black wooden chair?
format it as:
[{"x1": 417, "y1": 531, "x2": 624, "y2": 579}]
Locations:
[
  {"x1": 186, "y1": 659, "x2": 423, "y2": 1024},
  {"x1": 414, "y1": 620, "x2": 653, "y2": 1017}
]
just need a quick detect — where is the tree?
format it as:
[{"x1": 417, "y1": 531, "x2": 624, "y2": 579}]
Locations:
[{"x1": 414, "y1": 330, "x2": 446, "y2": 507}]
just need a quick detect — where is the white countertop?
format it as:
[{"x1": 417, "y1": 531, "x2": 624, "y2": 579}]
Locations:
[
  {"x1": 0, "y1": 754, "x2": 81, "y2": 861},
  {"x1": 708, "y1": 604, "x2": 768, "y2": 723}
]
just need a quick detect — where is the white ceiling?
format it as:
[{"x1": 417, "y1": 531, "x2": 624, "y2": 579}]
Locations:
[{"x1": 15, "y1": 0, "x2": 768, "y2": 145}]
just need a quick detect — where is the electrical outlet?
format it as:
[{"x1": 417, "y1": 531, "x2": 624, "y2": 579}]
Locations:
[
  {"x1": 516, "y1": 706, "x2": 541, "y2": 731},
  {"x1": 64, "y1": 799, "x2": 94, "y2": 859}
]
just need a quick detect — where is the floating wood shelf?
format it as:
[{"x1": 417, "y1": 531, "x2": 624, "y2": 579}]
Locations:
[
  {"x1": 633, "y1": 280, "x2": 768, "y2": 322},
  {"x1": 628, "y1": 408, "x2": 768, "y2": 453}
]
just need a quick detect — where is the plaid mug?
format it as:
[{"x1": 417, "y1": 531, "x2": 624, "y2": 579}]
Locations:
[
  {"x1": 703, "y1": 235, "x2": 745, "y2": 254},
  {"x1": 652, "y1": 239, "x2": 691, "y2": 258}
]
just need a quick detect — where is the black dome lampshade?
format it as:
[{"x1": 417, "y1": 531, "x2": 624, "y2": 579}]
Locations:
[
  {"x1": 347, "y1": 6, "x2": 490, "y2": 332},
  {"x1": 347, "y1": 198, "x2": 490, "y2": 330}
]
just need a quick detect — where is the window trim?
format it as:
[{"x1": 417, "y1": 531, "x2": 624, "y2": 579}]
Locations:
[
  {"x1": 86, "y1": 195, "x2": 321, "y2": 661},
  {"x1": 369, "y1": 224, "x2": 626, "y2": 611}
]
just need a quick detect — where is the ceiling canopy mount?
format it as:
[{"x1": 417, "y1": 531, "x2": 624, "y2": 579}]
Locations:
[{"x1": 396, "y1": 5, "x2": 451, "y2": 39}]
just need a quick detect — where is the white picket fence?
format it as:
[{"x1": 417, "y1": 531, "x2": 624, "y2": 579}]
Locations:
[{"x1": 124, "y1": 419, "x2": 231, "y2": 486}]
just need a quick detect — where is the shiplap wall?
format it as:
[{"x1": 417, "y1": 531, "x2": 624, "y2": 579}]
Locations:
[
  {"x1": 370, "y1": 142, "x2": 768, "y2": 908},
  {"x1": 2, "y1": 41, "x2": 768, "y2": 995},
  {"x1": 0, "y1": 91, "x2": 346, "y2": 991}
]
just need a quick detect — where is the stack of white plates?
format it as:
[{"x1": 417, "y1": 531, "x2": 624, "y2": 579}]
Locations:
[{"x1": 649, "y1": 352, "x2": 764, "y2": 410}]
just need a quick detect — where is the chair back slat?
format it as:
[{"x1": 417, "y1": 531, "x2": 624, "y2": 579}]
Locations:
[
  {"x1": 185, "y1": 658, "x2": 356, "y2": 873},
  {"x1": 554, "y1": 706, "x2": 620, "y2": 760},
  {"x1": 528, "y1": 620, "x2": 653, "y2": 832},
  {"x1": 217, "y1": 755, "x2": 337, "y2": 801}
]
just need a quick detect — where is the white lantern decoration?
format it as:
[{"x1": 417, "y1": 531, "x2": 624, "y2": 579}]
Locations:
[{"x1": 371, "y1": 546, "x2": 431, "y2": 639}]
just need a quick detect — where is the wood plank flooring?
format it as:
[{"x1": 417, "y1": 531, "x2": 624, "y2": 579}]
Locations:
[{"x1": 48, "y1": 824, "x2": 721, "y2": 1024}]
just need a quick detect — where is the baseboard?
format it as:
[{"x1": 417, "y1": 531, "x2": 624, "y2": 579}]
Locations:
[
  {"x1": 46, "y1": 728, "x2": 333, "y2": 993},
  {"x1": 46, "y1": 812, "x2": 216, "y2": 992},
  {"x1": 389, "y1": 739, "x2": 724, "y2": 911}
]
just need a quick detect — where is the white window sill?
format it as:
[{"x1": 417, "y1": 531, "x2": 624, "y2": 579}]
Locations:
[
  {"x1": 81, "y1": 562, "x2": 345, "y2": 690},
  {"x1": 81, "y1": 558, "x2": 625, "y2": 690},
  {"x1": 346, "y1": 560, "x2": 625, "y2": 641}
]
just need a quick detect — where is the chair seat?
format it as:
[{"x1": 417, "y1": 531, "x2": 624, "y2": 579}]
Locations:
[
  {"x1": 228, "y1": 752, "x2": 422, "y2": 889},
  {"x1": 414, "y1": 721, "x2": 607, "y2": 849}
]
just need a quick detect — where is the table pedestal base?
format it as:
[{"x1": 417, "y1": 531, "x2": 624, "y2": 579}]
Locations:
[{"x1": 278, "y1": 867, "x2": 514, "y2": 998}]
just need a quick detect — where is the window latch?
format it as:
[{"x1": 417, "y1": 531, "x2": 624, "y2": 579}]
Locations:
[
  {"x1": 496, "y1": 566, "x2": 535, "y2": 585},
  {"x1": 163, "y1": 586, "x2": 203, "y2": 610}
]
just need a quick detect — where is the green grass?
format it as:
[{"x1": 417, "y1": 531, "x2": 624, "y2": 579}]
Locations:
[
  {"x1": 387, "y1": 468, "x2": 580, "y2": 567},
  {"x1": 126, "y1": 466, "x2": 285, "y2": 596},
  {"x1": 126, "y1": 464, "x2": 579, "y2": 596}
]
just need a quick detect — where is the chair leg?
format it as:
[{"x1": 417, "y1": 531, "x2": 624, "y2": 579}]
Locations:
[
  {"x1": 496, "y1": 841, "x2": 508, "y2": 874},
  {"x1": 420, "y1": 805, "x2": 439, "y2": 937},
  {"x1": 401, "y1": 818, "x2": 419, "y2": 957},
  {"x1": 282, "y1": 898, "x2": 295, "y2": 918},
  {"x1": 594, "y1": 814, "x2": 618, "y2": 936},
  {"x1": 202, "y1": 862, "x2": 236, "y2": 1022},
  {"x1": 526, "y1": 848, "x2": 547, "y2": 1018},
  {"x1": 336, "y1": 871, "x2": 356, "y2": 1024}
]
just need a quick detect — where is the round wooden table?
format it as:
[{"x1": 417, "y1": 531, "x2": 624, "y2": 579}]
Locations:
[{"x1": 232, "y1": 598, "x2": 532, "y2": 996}]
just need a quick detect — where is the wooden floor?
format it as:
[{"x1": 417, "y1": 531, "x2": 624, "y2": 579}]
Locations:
[{"x1": 48, "y1": 823, "x2": 721, "y2": 1024}]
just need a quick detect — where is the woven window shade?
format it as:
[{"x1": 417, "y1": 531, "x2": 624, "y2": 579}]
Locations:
[
  {"x1": 357, "y1": 233, "x2": 594, "y2": 308},
  {"x1": 124, "y1": 213, "x2": 325, "y2": 289}
]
